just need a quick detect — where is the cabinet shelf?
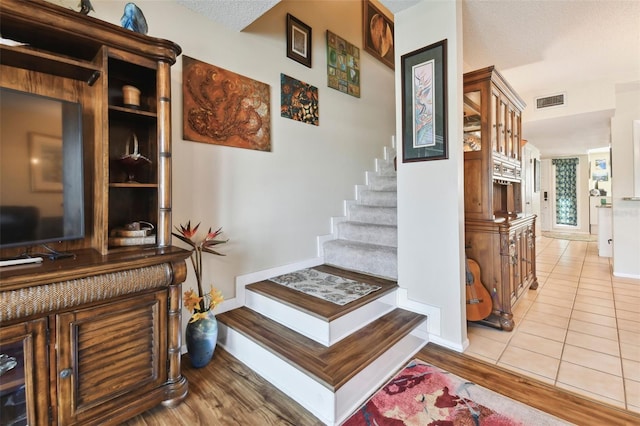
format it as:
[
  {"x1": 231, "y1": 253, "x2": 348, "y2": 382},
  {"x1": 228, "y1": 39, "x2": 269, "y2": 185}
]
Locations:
[
  {"x1": 0, "y1": 44, "x2": 101, "y2": 84},
  {"x1": 109, "y1": 183, "x2": 158, "y2": 188},
  {"x1": 109, "y1": 104, "x2": 157, "y2": 118}
]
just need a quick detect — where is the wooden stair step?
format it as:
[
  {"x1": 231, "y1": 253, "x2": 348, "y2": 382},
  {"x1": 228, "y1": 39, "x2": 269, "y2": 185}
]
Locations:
[
  {"x1": 216, "y1": 307, "x2": 426, "y2": 391},
  {"x1": 246, "y1": 264, "x2": 398, "y2": 322}
]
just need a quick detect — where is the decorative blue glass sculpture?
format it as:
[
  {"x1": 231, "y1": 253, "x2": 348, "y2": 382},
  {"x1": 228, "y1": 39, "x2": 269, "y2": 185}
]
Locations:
[{"x1": 121, "y1": 3, "x2": 148, "y2": 35}]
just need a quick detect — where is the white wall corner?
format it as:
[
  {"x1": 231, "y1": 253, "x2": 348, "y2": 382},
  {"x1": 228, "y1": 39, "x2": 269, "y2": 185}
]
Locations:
[{"x1": 396, "y1": 288, "x2": 441, "y2": 337}]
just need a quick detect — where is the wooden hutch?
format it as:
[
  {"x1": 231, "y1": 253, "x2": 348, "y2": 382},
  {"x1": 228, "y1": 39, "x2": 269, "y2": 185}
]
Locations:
[
  {"x1": 463, "y1": 66, "x2": 538, "y2": 331},
  {"x1": 0, "y1": 1, "x2": 189, "y2": 424}
]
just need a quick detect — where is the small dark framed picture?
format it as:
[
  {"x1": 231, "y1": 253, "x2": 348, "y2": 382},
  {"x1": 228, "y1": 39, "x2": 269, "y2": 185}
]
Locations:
[
  {"x1": 401, "y1": 39, "x2": 448, "y2": 162},
  {"x1": 286, "y1": 14, "x2": 312, "y2": 68}
]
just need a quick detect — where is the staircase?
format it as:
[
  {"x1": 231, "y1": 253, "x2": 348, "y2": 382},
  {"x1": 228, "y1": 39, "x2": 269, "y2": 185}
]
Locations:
[
  {"x1": 216, "y1": 143, "x2": 427, "y2": 425},
  {"x1": 320, "y1": 144, "x2": 398, "y2": 279}
]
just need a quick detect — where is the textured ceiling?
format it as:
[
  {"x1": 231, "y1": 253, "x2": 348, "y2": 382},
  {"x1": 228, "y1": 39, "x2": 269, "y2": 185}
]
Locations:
[
  {"x1": 176, "y1": 0, "x2": 280, "y2": 31},
  {"x1": 177, "y1": 0, "x2": 640, "y2": 158}
]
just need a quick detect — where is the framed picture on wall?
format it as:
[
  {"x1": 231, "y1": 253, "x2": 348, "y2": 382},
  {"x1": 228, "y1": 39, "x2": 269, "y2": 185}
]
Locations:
[
  {"x1": 401, "y1": 39, "x2": 448, "y2": 162},
  {"x1": 286, "y1": 14, "x2": 312, "y2": 68},
  {"x1": 362, "y1": 0, "x2": 394, "y2": 69}
]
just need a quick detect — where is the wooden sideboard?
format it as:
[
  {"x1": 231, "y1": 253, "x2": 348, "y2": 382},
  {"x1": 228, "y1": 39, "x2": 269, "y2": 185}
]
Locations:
[
  {"x1": 0, "y1": 1, "x2": 188, "y2": 424},
  {"x1": 463, "y1": 67, "x2": 538, "y2": 330},
  {"x1": 1, "y1": 249, "x2": 190, "y2": 425}
]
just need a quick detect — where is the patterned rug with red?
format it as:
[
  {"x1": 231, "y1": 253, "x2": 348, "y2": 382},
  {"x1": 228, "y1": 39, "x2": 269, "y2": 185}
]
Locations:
[{"x1": 343, "y1": 359, "x2": 569, "y2": 425}]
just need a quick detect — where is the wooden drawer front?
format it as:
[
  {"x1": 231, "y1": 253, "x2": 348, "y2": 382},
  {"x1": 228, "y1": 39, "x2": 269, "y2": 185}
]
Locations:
[{"x1": 57, "y1": 290, "x2": 167, "y2": 425}]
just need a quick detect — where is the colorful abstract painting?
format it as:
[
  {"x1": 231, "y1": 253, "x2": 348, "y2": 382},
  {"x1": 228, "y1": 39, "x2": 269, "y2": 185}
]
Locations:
[
  {"x1": 182, "y1": 56, "x2": 271, "y2": 151},
  {"x1": 326, "y1": 30, "x2": 360, "y2": 98},
  {"x1": 412, "y1": 59, "x2": 435, "y2": 148},
  {"x1": 280, "y1": 74, "x2": 319, "y2": 126}
]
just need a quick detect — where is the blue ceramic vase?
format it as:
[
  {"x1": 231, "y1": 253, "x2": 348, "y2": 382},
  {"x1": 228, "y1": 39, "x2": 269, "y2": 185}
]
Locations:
[{"x1": 185, "y1": 310, "x2": 218, "y2": 368}]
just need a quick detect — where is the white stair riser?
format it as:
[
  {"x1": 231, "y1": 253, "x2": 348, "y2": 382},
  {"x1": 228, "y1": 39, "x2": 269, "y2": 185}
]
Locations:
[
  {"x1": 334, "y1": 324, "x2": 428, "y2": 425},
  {"x1": 217, "y1": 319, "x2": 429, "y2": 426},
  {"x1": 217, "y1": 324, "x2": 336, "y2": 425},
  {"x1": 245, "y1": 289, "x2": 398, "y2": 346}
]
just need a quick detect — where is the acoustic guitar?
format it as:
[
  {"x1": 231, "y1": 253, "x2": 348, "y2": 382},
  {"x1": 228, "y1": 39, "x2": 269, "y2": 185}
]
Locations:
[{"x1": 465, "y1": 257, "x2": 493, "y2": 321}]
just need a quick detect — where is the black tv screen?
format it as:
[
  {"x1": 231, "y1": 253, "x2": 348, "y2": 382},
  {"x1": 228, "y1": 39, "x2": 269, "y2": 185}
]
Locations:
[{"x1": 0, "y1": 88, "x2": 84, "y2": 249}]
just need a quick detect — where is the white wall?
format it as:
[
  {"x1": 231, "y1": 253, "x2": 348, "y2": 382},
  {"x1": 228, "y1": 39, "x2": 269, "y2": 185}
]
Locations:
[
  {"x1": 85, "y1": 1, "x2": 396, "y2": 317},
  {"x1": 395, "y1": 1, "x2": 466, "y2": 349},
  {"x1": 611, "y1": 82, "x2": 640, "y2": 278}
]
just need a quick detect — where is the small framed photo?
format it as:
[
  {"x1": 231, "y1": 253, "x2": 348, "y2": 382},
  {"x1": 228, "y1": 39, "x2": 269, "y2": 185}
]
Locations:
[
  {"x1": 30, "y1": 133, "x2": 63, "y2": 192},
  {"x1": 401, "y1": 39, "x2": 448, "y2": 162},
  {"x1": 286, "y1": 14, "x2": 312, "y2": 68}
]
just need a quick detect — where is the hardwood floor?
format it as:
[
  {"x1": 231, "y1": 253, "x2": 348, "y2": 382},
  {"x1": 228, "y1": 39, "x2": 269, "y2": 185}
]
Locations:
[
  {"x1": 123, "y1": 348, "x2": 323, "y2": 426},
  {"x1": 124, "y1": 343, "x2": 640, "y2": 425}
]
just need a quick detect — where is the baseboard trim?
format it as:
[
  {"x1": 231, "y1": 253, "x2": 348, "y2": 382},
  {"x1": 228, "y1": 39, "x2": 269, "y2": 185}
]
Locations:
[{"x1": 613, "y1": 271, "x2": 640, "y2": 279}]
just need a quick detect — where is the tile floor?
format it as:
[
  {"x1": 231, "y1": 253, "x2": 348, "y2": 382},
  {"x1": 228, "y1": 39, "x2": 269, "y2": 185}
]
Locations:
[{"x1": 465, "y1": 235, "x2": 640, "y2": 413}]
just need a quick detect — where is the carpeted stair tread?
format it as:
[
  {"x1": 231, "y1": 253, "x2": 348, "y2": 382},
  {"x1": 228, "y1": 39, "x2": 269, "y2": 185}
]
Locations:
[
  {"x1": 366, "y1": 174, "x2": 397, "y2": 191},
  {"x1": 348, "y1": 205, "x2": 397, "y2": 225},
  {"x1": 246, "y1": 265, "x2": 397, "y2": 322},
  {"x1": 357, "y1": 189, "x2": 397, "y2": 207},
  {"x1": 337, "y1": 222, "x2": 397, "y2": 247},
  {"x1": 323, "y1": 239, "x2": 397, "y2": 279},
  {"x1": 216, "y1": 306, "x2": 426, "y2": 391}
]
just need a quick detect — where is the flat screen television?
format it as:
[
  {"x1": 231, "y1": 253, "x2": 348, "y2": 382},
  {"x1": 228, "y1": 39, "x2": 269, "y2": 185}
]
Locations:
[{"x1": 0, "y1": 87, "x2": 85, "y2": 250}]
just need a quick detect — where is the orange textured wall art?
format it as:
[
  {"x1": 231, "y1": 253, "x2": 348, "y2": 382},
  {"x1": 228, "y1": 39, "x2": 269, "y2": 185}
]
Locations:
[{"x1": 183, "y1": 56, "x2": 271, "y2": 151}]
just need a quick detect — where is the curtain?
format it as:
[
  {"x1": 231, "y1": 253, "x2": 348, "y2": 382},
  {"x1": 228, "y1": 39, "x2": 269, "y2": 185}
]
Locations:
[{"x1": 552, "y1": 158, "x2": 579, "y2": 226}]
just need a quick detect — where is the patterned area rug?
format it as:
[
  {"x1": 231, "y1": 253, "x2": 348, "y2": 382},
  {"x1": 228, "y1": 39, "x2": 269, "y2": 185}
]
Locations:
[
  {"x1": 343, "y1": 359, "x2": 570, "y2": 425},
  {"x1": 268, "y1": 268, "x2": 381, "y2": 306},
  {"x1": 541, "y1": 231, "x2": 597, "y2": 242}
]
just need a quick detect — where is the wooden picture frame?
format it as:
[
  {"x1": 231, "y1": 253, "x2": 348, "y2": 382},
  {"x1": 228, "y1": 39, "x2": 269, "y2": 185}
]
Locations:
[
  {"x1": 286, "y1": 14, "x2": 312, "y2": 68},
  {"x1": 29, "y1": 133, "x2": 63, "y2": 192},
  {"x1": 362, "y1": 0, "x2": 394, "y2": 69},
  {"x1": 401, "y1": 39, "x2": 448, "y2": 162}
]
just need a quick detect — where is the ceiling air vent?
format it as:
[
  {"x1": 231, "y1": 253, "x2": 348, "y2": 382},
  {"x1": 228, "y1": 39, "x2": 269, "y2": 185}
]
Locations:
[{"x1": 535, "y1": 93, "x2": 566, "y2": 109}]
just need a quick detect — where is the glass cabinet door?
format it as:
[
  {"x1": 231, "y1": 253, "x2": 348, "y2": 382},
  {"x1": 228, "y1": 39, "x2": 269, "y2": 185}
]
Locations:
[
  {"x1": 0, "y1": 318, "x2": 48, "y2": 426},
  {"x1": 463, "y1": 90, "x2": 482, "y2": 152}
]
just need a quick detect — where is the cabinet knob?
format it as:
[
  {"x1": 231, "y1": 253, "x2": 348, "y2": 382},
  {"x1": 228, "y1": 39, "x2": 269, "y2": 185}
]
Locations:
[{"x1": 60, "y1": 368, "x2": 73, "y2": 379}]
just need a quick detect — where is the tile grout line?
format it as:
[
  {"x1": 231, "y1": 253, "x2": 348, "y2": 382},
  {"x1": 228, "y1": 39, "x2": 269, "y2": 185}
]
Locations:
[
  {"x1": 553, "y1": 241, "x2": 581, "y2": 388},
  {"x1": 609, "y1": 256, "x2": 630, "y2": 411}
]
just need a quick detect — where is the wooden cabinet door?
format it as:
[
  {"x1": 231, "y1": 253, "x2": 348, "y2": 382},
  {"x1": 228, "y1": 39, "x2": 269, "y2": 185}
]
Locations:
[
  {"x1": 0, "y1": 318, "x2": 49, "y2": 426},
  {"x1": 511, "y1": 107, "x2": 522, "y2": 161},
  {"x1": 522, "y1": 224, "x2": 535, "y2": 284},
  {"x1": 490, "y1": 89, "x2": 500, "y2": 153},
  {"x1": 498, "y1": 96, "x2": 509, "y2": 156},
  {"x1": 507, "y1": 232, "x2": 519, "y2": 303},
  {"x1": 56, "y1": 290, "x2": 167, "y2": 425}
]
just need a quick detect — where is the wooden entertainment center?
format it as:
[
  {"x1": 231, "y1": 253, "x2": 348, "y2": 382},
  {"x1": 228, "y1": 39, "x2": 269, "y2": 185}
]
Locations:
[
  {"x1": 463, "y1": 66, "x2": 538, "y2": 331},
  {"x1": 0, "y1": 1, "x2": 189, "y2": 424}
]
